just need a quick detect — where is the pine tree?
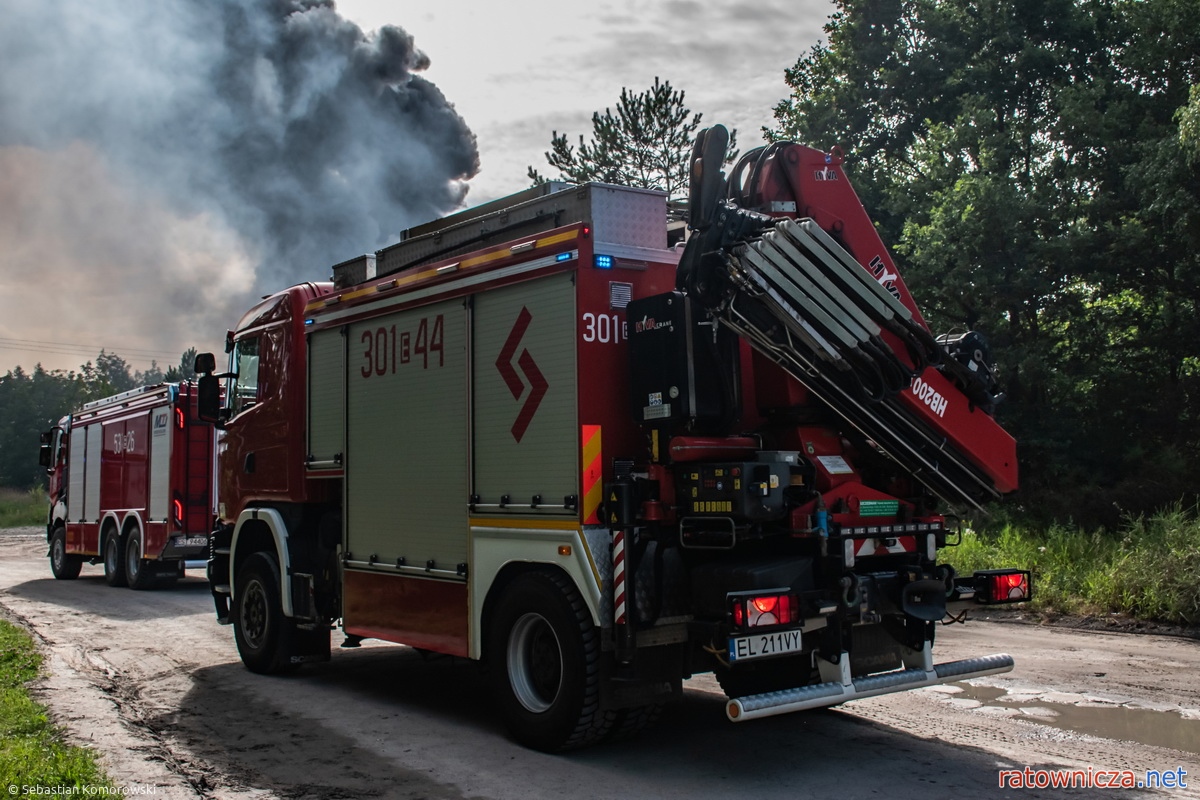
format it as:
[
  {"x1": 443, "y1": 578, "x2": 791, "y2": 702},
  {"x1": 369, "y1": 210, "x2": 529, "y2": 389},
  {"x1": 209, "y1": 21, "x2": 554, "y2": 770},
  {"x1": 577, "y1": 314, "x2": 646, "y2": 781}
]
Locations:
[{"x1": 528, "y1": 78, "x2": 737, "y2": 200}]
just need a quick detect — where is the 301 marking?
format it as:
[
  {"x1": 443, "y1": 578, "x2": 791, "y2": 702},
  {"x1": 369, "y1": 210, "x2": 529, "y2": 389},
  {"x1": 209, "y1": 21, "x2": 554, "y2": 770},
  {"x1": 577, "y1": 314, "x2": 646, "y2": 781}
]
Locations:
[
  {"x1": 582, "y1": 312, "x2": 626, "y2": 344},
  {"x1": 360, "y1": 314, "x2": 444, "y2": 378}
]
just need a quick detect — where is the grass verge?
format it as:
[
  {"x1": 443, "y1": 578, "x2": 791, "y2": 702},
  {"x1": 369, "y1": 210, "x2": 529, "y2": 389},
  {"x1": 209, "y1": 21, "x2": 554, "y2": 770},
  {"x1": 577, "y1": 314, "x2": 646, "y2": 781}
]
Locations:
[
  {"x1": 0, "y1": 618, "x2": 110, "y2": 789},
  {"x1": 0, "y1": 487, "x2": 46, "y2": 529},
  {"x1": 943, "y1": 505, "x2": 1200, "y2": 625}
]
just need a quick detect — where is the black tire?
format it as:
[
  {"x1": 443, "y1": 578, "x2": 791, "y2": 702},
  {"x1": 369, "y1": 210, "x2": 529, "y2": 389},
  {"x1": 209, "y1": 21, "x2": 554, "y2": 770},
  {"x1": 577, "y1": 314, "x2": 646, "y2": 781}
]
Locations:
[
  {"x1": 488, "y1": 571, "x2": 610, "y2": 752},
  {"x1": 124, "y1": 530, "x2": 155, "y2": 590},
  {"x1": 233, "y1": 552, "x2": 296, "y2": 675},
  {"x1": 604, "y1": 702, "x2": 664, "y2": 743},
  {"x1": 103, "y1": 529, "x2": 127, "y2": 587},
  {"x1": 49, "y1": 525, "x2": 82, "y2": 580}
]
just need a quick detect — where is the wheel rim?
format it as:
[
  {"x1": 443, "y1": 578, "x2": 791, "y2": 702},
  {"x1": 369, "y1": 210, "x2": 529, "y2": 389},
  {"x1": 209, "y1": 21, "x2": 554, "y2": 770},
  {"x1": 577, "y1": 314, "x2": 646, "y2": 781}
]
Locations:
[
  {"x1": 105, "y1": 537, "x2": 117, "y2": 572},
  {"x1": 507, "y1": 611, "x2": 563, "y2": 713},
  {"x1": 52, "y1": 537, "x2": 64, "y2": 571},
  {"x1": 241, "y1": 578, "x2": 269, "y2": 650}
]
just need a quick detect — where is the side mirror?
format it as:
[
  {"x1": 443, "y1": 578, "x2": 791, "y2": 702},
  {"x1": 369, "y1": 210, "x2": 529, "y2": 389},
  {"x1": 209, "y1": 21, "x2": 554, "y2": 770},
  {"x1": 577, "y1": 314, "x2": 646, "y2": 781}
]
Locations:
[
  {"x1": 197, "y1": 374, "x2": 222, "y2": 426},
  {"x1": 38, "y1": 430, "x2": 53, "y2": 469},
  {"x1": 194, "y1": 352, "x2": 223, "y2": 427},
  {"x1": 194, "y1": 352, "x2": 217, "y2": 374}
]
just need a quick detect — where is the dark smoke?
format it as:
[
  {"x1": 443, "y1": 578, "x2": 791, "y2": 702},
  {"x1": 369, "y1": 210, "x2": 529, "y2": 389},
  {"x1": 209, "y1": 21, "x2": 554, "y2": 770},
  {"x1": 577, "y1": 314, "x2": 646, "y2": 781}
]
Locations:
[{"x1": 0, "y1": 0, "x2": 479, "y2": 287}]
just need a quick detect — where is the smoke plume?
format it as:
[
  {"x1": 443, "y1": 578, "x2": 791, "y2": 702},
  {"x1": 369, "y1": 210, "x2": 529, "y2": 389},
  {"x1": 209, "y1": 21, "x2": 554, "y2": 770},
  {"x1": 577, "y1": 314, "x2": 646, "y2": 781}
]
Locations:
[{"x1": 0, "y1": 0, "x2": 479, "y2": 369}]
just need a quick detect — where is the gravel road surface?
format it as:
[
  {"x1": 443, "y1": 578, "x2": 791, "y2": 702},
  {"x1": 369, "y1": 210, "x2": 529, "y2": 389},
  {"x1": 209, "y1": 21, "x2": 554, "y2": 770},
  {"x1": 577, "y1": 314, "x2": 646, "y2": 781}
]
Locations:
[{"x1": 2, "y1": 526, "x2": 1198, "y2": 799}]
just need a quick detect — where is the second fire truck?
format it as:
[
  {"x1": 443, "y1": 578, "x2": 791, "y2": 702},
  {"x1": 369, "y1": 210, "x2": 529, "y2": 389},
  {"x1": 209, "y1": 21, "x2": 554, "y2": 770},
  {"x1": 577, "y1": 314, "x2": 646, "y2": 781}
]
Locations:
[{"x1": 40, "y1": 382, "x2": 216, "y2": 588}]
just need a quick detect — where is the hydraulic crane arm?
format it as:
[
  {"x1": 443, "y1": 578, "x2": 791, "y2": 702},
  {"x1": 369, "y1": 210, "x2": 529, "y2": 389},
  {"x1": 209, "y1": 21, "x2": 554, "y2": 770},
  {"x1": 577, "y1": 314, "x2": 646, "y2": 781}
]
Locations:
[{"x1": 678, "y1": 126, "x2": 1017, "y2": 509}]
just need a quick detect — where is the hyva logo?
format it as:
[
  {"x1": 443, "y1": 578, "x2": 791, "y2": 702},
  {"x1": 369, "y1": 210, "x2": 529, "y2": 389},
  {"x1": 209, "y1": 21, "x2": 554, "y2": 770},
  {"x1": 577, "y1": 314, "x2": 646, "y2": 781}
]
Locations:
[
  {"x1": 634, "y1": 315, "x2": 671, "y2": 334},
  {"x1": 496, "y1": 306, "x2": 548, "y2": 443},
  {"x1": 868, "y1": 255, "x2": 903, "y2": 302}
]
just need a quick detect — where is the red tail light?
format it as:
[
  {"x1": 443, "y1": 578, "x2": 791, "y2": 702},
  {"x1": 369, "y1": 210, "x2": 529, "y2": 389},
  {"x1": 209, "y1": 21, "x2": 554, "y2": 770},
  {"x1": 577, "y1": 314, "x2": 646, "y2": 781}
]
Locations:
[
  {"x1": 176, "y1": 408, "x2": 185, "y2": 429},
  {"x1": 976, "y1": 570, "x2": 1032, "y2": 603},
  {"x1": 730, "y1": 592, "x2": 799, "y2": 629},
  {"x1": 172, "y1": 499, "x2": 184, "y2": 527}
]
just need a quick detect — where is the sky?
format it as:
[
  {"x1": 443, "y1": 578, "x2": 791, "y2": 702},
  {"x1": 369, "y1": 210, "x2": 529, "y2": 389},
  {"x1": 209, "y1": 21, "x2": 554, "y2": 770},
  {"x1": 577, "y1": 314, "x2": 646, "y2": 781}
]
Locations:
[{"x1": 0, "y1": 0, "x2": 829, "y2": 375}]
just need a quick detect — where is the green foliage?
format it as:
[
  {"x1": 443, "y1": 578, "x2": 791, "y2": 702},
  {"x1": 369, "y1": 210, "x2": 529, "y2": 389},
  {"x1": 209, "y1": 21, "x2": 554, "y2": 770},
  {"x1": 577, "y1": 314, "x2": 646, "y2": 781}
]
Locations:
[
  {"x1": 0, "y1": 620, "x2": 110, "y2": 789},
  {"x1": 528, "y1": 77, "x2": 738, "y2": 200},
  {"x1": 770, "y1": 0, "x2": 1200, "y2": 526},
  {"x1": 1179, "y1": 84, "x2": 1200, "y2": 163},
  {"x1": 0, "y1": 348, "x2": 200, "y2": 490},
  {"x1": 943, "y1": 506, "x2": 1200, "y2": 624},
  {"x1": 0, "y1": 487, "x2": 47, "y2": 529}
]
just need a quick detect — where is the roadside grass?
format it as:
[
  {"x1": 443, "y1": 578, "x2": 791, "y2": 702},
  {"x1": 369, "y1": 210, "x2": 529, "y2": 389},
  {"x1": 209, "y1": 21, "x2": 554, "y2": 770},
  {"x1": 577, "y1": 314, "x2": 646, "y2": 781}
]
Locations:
[
  {"x1": 943, "y1": 505, "x2": 1200, "y2": 625},
  {"x1": 0, "y1": 487, "x2": 45, "y2": 529},
  {"x1": 0, "y1": 618, "x2": 110, "y2": 789}
]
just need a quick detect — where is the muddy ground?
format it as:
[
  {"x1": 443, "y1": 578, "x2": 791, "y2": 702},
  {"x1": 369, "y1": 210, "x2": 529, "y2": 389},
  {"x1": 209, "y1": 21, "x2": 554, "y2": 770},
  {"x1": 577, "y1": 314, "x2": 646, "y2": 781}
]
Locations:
[{"x1": 2, "y1": 526, "x2": 1198, "y2": 799}]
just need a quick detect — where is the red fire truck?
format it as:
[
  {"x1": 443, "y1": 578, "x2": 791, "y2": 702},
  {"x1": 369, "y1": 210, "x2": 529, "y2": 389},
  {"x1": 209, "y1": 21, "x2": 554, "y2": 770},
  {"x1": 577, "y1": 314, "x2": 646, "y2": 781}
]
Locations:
[
  {"x1": 39, "y1": 383, "x2": 216, "y2": 588},
  {"x1": 195, "y1": 126, "x2": 1030, "y2": 751}
]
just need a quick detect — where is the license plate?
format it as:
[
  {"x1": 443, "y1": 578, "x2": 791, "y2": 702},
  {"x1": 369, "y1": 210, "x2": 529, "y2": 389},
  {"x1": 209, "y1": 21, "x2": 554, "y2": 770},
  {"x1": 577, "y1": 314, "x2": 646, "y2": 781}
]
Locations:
[
  {"x1": 729, "y1": 629, "x2": 803, "y2": 662},
  {"x1": 175, "y1": 536, "x2": 208, "y2": 548}
]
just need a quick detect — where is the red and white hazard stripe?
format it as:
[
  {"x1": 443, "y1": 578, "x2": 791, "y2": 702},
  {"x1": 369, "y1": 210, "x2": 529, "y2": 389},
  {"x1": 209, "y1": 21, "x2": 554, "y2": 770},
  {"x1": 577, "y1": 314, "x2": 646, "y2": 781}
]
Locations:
[{"x1": 613, "y1": 529, "x2": 627, "y2": 624}]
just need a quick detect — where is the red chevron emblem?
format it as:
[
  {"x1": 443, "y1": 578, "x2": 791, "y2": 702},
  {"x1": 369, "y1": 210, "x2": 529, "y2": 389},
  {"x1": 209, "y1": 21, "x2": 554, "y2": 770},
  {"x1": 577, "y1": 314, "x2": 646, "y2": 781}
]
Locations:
[{"x1": 496, "y1": 307, "x2": 547, "y2": 443}]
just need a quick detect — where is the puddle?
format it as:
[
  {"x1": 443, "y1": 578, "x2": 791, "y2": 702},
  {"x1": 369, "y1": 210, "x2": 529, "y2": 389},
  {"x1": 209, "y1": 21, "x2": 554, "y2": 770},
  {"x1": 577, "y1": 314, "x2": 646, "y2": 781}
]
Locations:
[{"x1": 951, "y1": 683, "x2": 1200, "y2": 756}]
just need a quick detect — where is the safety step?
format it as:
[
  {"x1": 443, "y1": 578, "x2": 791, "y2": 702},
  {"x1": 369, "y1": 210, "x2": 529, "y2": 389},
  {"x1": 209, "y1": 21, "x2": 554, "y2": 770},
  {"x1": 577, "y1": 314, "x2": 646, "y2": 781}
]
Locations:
[
  {"x1": 726, "y1": 652, "x2": 1014, "y2": 722},
  {"x1": 212, "y1": 584, "x2": 231, "y2": 595}
]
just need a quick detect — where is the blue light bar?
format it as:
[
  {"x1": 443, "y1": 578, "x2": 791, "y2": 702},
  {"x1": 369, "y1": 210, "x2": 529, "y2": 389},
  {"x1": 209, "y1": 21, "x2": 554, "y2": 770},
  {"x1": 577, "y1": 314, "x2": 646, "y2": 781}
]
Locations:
[
  {"x1": 594, "y1": 254, "x2": 613, "y2": 269},
  {"x1": 556, "y1": 252, "x2": 571, "y2": 262}
]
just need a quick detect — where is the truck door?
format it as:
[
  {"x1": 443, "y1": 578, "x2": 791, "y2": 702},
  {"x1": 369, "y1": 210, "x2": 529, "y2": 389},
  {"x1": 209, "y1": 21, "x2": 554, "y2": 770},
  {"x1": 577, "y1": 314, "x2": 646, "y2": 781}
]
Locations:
[{"x1": 472, "y1": 272, "x2": 579, "y2": 516}]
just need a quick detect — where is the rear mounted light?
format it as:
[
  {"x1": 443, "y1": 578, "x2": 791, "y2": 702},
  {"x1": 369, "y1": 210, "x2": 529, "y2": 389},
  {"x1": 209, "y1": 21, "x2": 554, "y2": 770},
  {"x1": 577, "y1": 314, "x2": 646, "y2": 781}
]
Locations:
[
  {"x1": 729, "y1": 591, "x2": 799, "y2": 629},
  {"x1": 975, "y1": 570, "x2": 1032, "y2": 604},
  {"x1": 172, "y1": 499, "x2": 184, "y2": 528},
  {"x1": 176, "y1": 408, "x2": 185, "y2": 429}
]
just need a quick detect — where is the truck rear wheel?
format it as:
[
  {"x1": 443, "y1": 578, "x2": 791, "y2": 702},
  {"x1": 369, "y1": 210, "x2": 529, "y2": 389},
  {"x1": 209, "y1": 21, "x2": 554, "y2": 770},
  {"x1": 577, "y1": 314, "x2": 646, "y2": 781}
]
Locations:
[
  {"x1": 488, "y1": 571, "x2": 609, "y2": 752},
  {"x1": 234, "y1": 552, "x2": 296, "y2": 675},
  {"x1": 49, "y1": 526, "x2": 82, "y2": 580},
  {"x1": 124, "y1": 530, "x2": 155, "y2": 590},
  {"x1": 103, "y1": 530, "x2": 127, "y2": 588}
]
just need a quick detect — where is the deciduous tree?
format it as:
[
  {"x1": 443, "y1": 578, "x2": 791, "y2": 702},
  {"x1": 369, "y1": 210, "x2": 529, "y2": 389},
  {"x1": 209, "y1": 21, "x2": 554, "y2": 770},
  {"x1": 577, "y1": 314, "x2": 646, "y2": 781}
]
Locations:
[{"x1": 771, "y1": 0, "x2": 1200, "y2": 524}]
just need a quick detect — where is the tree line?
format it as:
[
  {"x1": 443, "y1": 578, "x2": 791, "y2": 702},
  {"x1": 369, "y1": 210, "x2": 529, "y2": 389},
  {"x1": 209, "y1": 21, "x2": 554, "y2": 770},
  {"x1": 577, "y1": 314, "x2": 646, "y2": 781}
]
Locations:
[{"x1": 0, "y1": 350, "x2": 197, "y2": 490}]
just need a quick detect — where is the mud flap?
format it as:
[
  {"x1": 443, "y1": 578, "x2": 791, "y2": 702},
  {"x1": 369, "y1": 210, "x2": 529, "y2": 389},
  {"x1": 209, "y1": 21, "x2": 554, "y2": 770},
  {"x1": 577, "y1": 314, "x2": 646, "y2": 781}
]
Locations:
[
  {"x1": 290, "y1": 624, "x2": 332, "y2": 665},
  {"x1": 902, "y1": 579, "x2": 947, "y2": 622}
]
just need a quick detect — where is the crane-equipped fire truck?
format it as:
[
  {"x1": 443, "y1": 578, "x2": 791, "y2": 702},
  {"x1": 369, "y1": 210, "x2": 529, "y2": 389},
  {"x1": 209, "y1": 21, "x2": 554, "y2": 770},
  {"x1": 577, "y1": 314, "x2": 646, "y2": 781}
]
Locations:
[
  {"x1": 39, "y1": 382, "x2": 216, "y2": 588},
  {"x1": 195, "y1": 125, "x2": 1030, "y2": 751}
]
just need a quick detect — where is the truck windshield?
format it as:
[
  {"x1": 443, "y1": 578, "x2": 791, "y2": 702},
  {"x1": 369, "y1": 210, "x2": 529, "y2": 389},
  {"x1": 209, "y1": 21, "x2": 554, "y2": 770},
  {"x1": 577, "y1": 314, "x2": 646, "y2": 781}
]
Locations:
[{"x1": 228, "y1": 337, "x2": 260, "y2": 416}]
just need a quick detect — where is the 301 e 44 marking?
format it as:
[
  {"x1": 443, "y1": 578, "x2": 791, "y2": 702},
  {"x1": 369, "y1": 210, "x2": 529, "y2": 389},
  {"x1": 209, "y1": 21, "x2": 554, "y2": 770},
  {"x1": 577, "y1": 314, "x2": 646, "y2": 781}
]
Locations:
[{"x1": 729, "y1": 629, "x2": 803, "y2": 662}]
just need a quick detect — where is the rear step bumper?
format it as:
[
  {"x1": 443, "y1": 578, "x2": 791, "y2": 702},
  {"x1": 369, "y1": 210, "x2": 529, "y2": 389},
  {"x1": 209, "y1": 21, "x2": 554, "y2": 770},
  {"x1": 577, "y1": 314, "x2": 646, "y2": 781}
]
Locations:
[{"x1": 726, "y1": 652, "x2": 1014, "y2": 721}]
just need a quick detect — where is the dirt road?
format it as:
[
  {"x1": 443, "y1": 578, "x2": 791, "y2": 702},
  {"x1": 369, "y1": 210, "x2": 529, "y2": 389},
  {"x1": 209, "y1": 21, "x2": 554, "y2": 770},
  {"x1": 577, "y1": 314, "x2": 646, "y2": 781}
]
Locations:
[{"x1": 2, "y1": 526, "x2": 1198, "y2": 799}]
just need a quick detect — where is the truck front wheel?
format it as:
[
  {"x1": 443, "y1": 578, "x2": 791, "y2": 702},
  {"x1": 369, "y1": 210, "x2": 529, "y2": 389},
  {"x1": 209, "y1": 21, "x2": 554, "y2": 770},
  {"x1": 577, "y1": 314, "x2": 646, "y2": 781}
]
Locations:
[
  {"x1": 103, "y1": 530, "x2": 127, "y2": 587},
  {"x1": 488, "y1": 571, "x2": 608, "y2": 751},
  {"x1": 49, "y1": 526, "x2": 82, "y2": 580},
  {"x1": 233, "y1": 552, "x2": 296, "y2": 675}
]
